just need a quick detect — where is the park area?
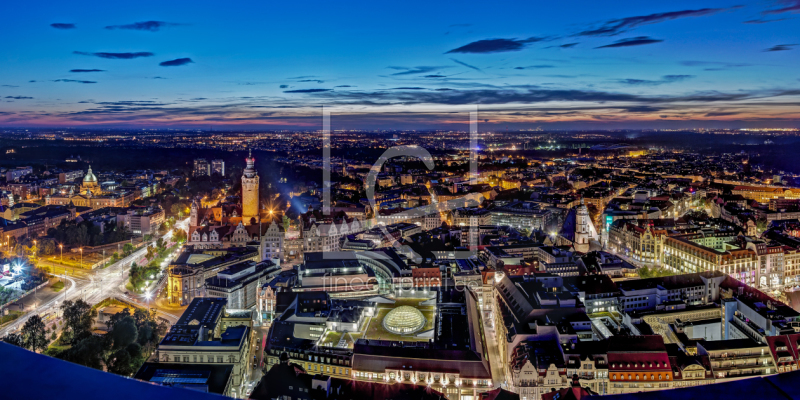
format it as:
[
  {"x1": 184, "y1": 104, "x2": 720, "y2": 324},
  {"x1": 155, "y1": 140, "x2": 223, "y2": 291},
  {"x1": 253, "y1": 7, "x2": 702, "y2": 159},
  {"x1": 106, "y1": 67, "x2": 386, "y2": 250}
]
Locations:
[
  {"x1": 42, "y1": 251, "x2": 107, "y2": 272},
  {"x1": 0, "y1": 310, "x2": 23, "y2": 328}
]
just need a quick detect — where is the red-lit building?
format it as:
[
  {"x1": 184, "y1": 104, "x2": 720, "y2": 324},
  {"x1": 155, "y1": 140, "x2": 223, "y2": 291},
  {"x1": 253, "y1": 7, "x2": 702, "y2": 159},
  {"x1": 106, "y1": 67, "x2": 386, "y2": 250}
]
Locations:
[
  {"x1": 412, "y1": 267, "x2": 441, "y2": 288},
  {"x1": 607, "y1": 336, "x2": 673, "y2": 394},
  {"x1": 766, "y1": 334, "x2": 800, "y2": 373}
]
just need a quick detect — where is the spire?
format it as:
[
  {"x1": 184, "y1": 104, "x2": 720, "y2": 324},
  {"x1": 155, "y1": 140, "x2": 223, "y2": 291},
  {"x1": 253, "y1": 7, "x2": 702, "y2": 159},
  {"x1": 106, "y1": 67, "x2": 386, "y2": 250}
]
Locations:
[{"x1": 244, "y1": 149, "x2": 257, "y2": 178}]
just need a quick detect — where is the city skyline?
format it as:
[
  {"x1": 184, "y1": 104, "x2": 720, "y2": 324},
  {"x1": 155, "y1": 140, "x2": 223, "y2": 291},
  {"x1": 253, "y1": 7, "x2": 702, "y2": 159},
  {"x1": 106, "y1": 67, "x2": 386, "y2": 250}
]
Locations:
[
  {"x1": 2, "y1": 0, "x2": 800, "y2": 130},
  {"x1": 8, "y1": 2, "x2": 800, "y2": 399}
]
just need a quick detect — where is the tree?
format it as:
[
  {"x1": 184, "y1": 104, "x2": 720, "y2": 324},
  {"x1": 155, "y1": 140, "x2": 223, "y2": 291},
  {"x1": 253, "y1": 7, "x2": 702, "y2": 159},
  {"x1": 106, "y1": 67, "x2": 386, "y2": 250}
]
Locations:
[
  {"x1": 145, "y1": 245, "x2": 157, "y2": 261},
  {"x1": 103, "y1": 308, "x2": 164, "y2": 376},
  {"x1": 39, "y1": 239, "x2": 57, "y2": 256},
  {"x1": 61, "y1": 335, "x2": 106, "y2": 370},
  {"x1": 132, "y1": 308, "x2": 150, "y2": 327},
  {"x1": 106, "y1": 347, "x2": 133, "y2": 375},
  {"x1": 129, "y1": 263, "x2": 160, "y2": 293},
  {"x1": 637, "y1": 266, "x2": 675, "y2": 279},
  {"x1": 173, "y1": 229, "x2": 187, "y2": 243},
  {"x1": 106, "y1": 342, "x2": 143, "y2": 376},
  {"x1": 106, "y1": 307, "x2": 132, "y2": 330},
  {"x1": 756, "y1": 217, "x2": 768, "y2": 233},
  {"x1": 170, "y1": 203, "x2": 185, "y2": 217},
  {"x1": 137, "y1": 324, "x2": 154, "y2": 347},
  {"x1": 156, "y1": 237, "x2": 165, "y2": 251},
  {"x1": 2, "y1": 333, "x2": 24, "y2": 347},
  {"x1": 21, "y1": 315, "x2": 47, "y2": 353},
  {"x1": 123, "y1": 243, "x2": 134, "y2": 255},
  {"x1": 108, "y1": 315, "x2": 138, "y2": 350},
  {"x1": 61, "y1": 299, "x2": 96, "y2": 344},
  {"x1": 25, "y1": 243, "x2": 39, "y2": 265}
]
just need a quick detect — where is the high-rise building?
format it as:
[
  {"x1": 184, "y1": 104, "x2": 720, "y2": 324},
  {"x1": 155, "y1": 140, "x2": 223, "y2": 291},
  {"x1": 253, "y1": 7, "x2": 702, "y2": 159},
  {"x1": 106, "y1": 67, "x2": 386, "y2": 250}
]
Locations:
[
  {"x1": 241, "y1": 150, "x2": 259, "y2": 225},
  {"x1": 193, "y1": 158, "x2": 211, "y2": 177},
  {"x1": 211, "y1": 159, "x2": 225, "y2": 177}
]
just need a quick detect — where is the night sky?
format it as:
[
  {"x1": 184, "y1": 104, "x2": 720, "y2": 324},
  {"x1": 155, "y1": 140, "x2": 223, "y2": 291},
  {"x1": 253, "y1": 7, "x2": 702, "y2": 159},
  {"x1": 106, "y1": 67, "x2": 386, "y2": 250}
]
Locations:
[{"x1": 2, "y1": 0, "x2": 799, "y2": 130}]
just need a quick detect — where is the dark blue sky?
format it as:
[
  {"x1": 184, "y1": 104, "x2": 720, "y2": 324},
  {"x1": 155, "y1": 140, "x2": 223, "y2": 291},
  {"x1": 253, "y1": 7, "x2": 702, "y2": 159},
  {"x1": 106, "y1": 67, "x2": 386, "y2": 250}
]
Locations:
[{"x1": 1, "y1": 0, "x2": 799, "y2": 130}]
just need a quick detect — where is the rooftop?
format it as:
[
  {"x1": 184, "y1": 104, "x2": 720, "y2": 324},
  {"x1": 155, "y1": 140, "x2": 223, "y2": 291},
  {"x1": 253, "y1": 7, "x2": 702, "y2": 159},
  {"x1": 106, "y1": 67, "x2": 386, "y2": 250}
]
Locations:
[
  {"x1": 134, "y1": 363, "x2": 233, "y2": 396},
  {"x1": 0, "y1": 342, "x2": 225, "y2": 400}
]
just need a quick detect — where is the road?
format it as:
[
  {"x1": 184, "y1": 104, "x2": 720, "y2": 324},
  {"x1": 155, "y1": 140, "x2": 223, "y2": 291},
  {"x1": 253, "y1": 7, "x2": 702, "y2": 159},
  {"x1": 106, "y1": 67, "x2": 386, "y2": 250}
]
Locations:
[
  {"x1": 483, "y1": 321, "x2": 507, "y2": 390},
  {"x1": 243, "y1": 325, "x2": 269, "y2": 397},
  {"x1": 0, "y1": 219, "x2": 188, "y2": 336}
]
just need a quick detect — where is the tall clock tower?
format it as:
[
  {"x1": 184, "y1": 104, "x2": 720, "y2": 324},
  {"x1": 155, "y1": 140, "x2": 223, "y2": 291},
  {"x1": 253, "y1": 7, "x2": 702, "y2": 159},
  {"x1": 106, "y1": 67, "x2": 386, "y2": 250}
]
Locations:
[{"x1": 241, "y1": 149, "x2": 259, "y2": 225}]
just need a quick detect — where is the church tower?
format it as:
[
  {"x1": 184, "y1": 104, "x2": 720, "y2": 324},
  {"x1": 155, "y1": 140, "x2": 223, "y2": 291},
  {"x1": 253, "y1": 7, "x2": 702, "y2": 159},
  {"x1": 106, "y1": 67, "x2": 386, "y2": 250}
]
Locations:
[
  {"x1": 241, "y1": 149, "x2": 260, "y2": 225},
  {"x1": 574, "y1": 198, "x2": 596, "y2": 253},
  {"x1": 189, "y1": 199, "x2": 199, "y2": 227}
]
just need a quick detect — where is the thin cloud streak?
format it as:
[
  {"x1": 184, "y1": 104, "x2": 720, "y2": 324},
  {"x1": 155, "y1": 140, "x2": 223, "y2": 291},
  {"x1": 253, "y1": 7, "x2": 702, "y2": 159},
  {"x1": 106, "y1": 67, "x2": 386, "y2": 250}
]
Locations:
[
  {"x1": 159, "y1": 58, "x2": 194, "y2": 66},
  {"x1": 763, "y1": 0, "x2": 800, "y2": 15},
  {"x1": 595, "y1": 36, "x2": 664, "y2": 48},
  {"x1": 50, "y1": 23, "x2": 76, "y2": 29},
  {"x1": 764, "y1": 44, "x2": 797, "y2": 51},
  {"x1": 578, "y1": 7, "x2": 737, "y2": 36},
  {"x1": 105, "y1": 21, "x2": 185, "y2": 31},
  {"x1": 450, "y1": 58, "x2": 482, "y2": 72},
  {"x1": 446, "y1": 37, "x2": 550, "y2": 53},
  {"x1": 74, "y1": 51, "x2": 154, "y2": 59},
  {"x1": 53, "y1": 79, "x2": 96, "y2": 84}
]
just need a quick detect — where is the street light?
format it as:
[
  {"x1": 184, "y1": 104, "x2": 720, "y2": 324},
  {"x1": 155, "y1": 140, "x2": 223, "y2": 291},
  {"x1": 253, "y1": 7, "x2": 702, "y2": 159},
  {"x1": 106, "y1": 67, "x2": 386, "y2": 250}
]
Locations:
[{"x1": 79, "y1": 248, "x2": 83, "y2": 270}]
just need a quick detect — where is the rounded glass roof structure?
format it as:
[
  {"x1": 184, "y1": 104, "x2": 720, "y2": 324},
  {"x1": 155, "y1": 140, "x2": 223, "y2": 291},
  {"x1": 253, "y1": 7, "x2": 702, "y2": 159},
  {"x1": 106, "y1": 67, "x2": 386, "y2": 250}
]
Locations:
[{"x1": 382, "y1": 305, "x2": 426, "y2": 335}]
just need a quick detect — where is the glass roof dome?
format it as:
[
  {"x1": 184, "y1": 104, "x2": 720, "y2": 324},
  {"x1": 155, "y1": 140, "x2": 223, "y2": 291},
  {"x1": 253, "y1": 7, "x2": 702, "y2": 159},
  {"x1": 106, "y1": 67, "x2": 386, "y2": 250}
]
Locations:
[{"x1": 382, "y1": 305, "x2": 426, "y2": 335}]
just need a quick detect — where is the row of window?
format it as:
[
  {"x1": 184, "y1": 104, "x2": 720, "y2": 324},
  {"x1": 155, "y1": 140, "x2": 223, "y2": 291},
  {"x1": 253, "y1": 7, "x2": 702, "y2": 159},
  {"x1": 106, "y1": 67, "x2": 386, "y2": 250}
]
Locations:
[
  {"x1": 612, "y1": 383, "x2": 670, "y2": 388},
  {"x1": 270, "y1": 350, "x2": 350, "y2": 366},
  {"x1": 307, "y1": 363, "x2": 349, "y2": 375},
  {"x1": 169, "y1": 354, "x2": 236, "y2": 363},
  {"x1": 611, "y1": 373, "x2": 670, "y2": 381},
  {"x1": 612, "y1": 361, "x2": 666, "y2": 368}
]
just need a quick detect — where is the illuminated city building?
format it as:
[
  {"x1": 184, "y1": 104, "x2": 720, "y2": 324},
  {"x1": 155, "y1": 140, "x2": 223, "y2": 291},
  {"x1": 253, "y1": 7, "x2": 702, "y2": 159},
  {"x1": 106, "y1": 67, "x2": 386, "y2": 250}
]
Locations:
[{"x1": 241, "y1": 150, "x2": 259, "y2": 225}]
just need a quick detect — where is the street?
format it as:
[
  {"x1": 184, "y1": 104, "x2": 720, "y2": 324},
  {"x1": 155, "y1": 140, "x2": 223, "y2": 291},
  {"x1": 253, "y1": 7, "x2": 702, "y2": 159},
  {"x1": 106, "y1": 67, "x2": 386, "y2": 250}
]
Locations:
[
  {"x1": 483, "y1": 321, "x2": 507, "y2": 390},
  {"x1": 0, "y1": 219, "x2": 189, "y2": 337}
]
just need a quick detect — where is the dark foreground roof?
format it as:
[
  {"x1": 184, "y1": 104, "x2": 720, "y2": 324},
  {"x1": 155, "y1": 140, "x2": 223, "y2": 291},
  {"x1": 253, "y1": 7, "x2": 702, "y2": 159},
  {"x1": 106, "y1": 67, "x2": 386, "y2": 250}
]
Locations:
[
  {"x1": 251, "y1": 361, "x2": 445, "y2": 400},
  {"x1": 589, "y1": 368, "x2": 800, "y2": 400},
  {"x1": 0, "y1": 342, "x2": 226, "y2": 400},
  {"x1": 134, "y1": 362, "x2": 233, "y2": 395}
]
